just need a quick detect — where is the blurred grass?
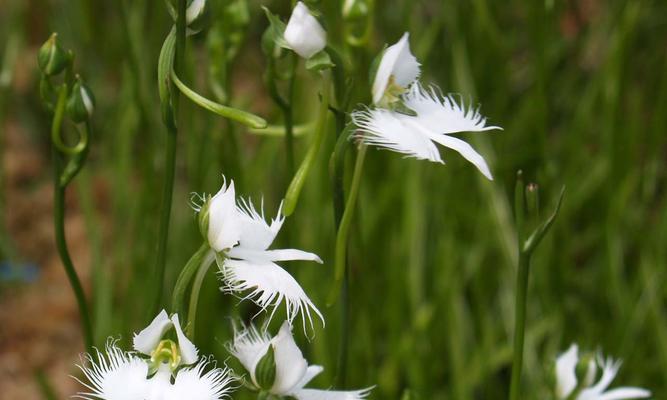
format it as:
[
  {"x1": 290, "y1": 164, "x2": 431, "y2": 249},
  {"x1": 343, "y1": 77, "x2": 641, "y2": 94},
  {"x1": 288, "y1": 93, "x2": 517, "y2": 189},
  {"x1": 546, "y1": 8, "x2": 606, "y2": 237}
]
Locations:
[{"x1": 1, "y1": 0, "x2": 667, "y2": 398}]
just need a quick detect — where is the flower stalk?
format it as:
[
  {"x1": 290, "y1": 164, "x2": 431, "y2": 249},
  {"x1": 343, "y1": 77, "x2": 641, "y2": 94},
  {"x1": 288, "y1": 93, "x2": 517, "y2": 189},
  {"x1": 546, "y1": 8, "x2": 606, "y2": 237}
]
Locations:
[{"x1": 509, "y1": 171, "x2": 565, "y2": 400}]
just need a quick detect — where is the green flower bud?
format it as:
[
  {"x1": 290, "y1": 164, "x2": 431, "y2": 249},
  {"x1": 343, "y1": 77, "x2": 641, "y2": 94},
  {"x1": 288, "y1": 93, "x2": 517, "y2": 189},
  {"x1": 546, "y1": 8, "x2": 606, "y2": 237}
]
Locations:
[
  {"x1": 186, "y1": 0, "x2": 209, "y2": 35},
  {"x1": 37, "y1": 33, "x2": 70, "y2": 76},
  {"x1": 66, "y1": 77, "x2": 95, "y2": 123},
  {"x1": 342, "y1": 0, "x2": 369, "y2": 20},
  {"x1": 254, "y1": 344, "x2": 276, "y2": 390}
]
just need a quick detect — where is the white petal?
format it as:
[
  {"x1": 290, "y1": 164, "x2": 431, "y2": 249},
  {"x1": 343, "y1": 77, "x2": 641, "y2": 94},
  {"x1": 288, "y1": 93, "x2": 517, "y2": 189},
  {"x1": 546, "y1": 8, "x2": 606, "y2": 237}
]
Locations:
[
  {"x1": 372, "y1": 32, "x2": 420, "y2": 105},
  {"x1": 147, "y1": 366, "x2": 173, "y2": 399},
  {"x1": 186, "y1": 0, "x2": 206, "y2": 25},
  {"x1": 555, "y1": 344, "x2": 579, "y2": 398},
  {"x1": 171, "y1": 314, "x2": 199, "y2": 365},
  {"x1": 227, "y1": 323, "x2": 272, "y2": 387},
  {"x1": 219, "y1": 259, "x2": 324, "y2": 328},
  {"x1": 586, "y1": 357, "x2": 622, "y2": 395},
  {"x1": 352, "y1": 109, "x2": 442, "y2": 163},
  {"x1": 290, "y1": 387, "x2": 374, "y2": 400},
  {"x1": 427, "y1": 131, "x2": 493, "y2": 180},
  {"x1": 403, "y1": 83, "x2": 502, "y2": 134},
  {"x1": 595, "y1": 387, "x2": 651, "y2": 400},
  {"x1": 167, "y1": 359, "x2": 236, "y2": 400},
  {"x1": 235, "y1": 198, "x2": 284, "y2": 251},
  {"x1": 284, "y1": 1, "x2": 327, "y2": 59},
  {"x1": 270, "y1": 322, "x2": 308, "y2": 395},
  {"x1": 292, "y1": 365, "x2": 324, "y2": 391},
  {"x1": 132, "y1": 309, "x2": 172, "y2": 355},
  {"x1": 73, "y1": 342, "x2": 150, "y2": 400},
  {"x1": 208, "y1": 179, "x2": 242, "y2": 252},
  {"x1": 227, "y1": 247, "x2": 323, "y2": 264}
]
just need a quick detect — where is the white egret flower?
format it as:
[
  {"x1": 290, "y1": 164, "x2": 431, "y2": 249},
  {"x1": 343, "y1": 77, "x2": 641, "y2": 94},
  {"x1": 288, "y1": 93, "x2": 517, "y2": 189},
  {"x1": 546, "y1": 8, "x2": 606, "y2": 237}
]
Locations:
[
  {"x1": 371, "y1": 32, "x2": 421, "y2": 106},
  {"x1": 353, "y1": 83, "x2": 501, "y2": 180},
  {"x1": 228, "y1": 321, "x2": 373, "y2": 399},
  {"x1": 73, "y1": 311, "x2": 235, "y2": 400},
  {"x1": 196, "y1": 177, "x2": 324, "y2": 328},
  {"x1": 284, "y1": 1, "x2": 327, "y2": 59},
  {"x1": 555, "y1": 344, "x2": 651, "y2": 400}
]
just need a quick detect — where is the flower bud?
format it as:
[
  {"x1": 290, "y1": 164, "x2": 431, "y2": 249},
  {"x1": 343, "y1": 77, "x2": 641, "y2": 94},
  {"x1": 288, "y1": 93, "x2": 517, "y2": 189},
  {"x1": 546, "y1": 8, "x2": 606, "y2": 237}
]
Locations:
[
  {"x1": 66, "y1": 77, "x2": 95, "y2": 122},
  {"x1": 342, "y1": 0, "x2": 369, "y2": 21},
  {"x1": 283, "y1": 2, "x2": 327, "y2": 59},
  {"x1": 37, "y1": 33, "x2": 70, "y2": 76},
  {"x1": 186, "y1": 0, "x2": 209, "y2": 35}
]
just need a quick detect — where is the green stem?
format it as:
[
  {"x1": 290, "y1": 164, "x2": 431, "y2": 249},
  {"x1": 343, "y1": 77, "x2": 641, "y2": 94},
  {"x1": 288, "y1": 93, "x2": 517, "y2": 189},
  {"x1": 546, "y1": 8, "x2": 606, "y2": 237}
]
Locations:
[
  {"x1": 283, "y1": 71, "x2": 331, "y2": 216},
  {"x1": 151, "y1": 0, "x2": 186, "y2": 316},
  {"x1": 52, "y1": 86, "x2": 94, "y2": 354},
  {"x1": 284, "y1": 54, "x2": 297, "y2": 176},
  {"x1": 509, "y1": 251, "x2": 529, "y2": 400},
  {"x1": 327, "y1": 143, "x2": 367, "y2": 306},
  {"x1": 171, "y1": 243, "x2": 211, "y2": 319},
  {"x1": 186, "y1": 249, "x2": 215, "y2": 339}
]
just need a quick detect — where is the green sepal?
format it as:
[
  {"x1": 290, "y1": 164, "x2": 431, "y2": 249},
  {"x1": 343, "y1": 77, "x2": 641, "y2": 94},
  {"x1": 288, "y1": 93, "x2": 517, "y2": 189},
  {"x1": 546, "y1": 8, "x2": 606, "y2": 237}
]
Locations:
[
  {"x1": 261, "y1": 7, "x2": 289, "y2": 58},
  {"x1": 197, "y1": 194, "x2": 211, "y2": 240},
  {"x1": 37, "y1": 33, "x2": 70, "y2": 76},
  {"x1": 367, "y1": 44, "x2": 387, "y2": 86},
  {"x1": 158, "y1": 27, "x2": 177, "y2": 129},
  {"x1": 254, "y1": 344, "x2": 276, "y2": 390},
  {"x1": 305, "y1": 50, "x2": 334, "y2": 72},
  {"x1": 66, "y1": 77, "x2": 95, "y2": 123}
]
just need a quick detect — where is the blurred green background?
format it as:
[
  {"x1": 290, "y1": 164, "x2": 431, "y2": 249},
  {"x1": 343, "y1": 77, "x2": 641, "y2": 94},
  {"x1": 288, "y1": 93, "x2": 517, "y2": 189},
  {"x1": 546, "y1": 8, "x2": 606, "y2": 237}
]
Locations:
[{"x1": 1, "y1": 0, "x2": 666, "y2": 398}]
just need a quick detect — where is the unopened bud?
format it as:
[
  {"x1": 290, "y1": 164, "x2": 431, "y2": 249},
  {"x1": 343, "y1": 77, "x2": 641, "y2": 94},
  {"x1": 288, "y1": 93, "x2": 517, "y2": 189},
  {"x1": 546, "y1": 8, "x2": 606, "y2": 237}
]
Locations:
[
  {"x1": 66, "y1": 77, "x2": 95, "y2": 122},
  {"x1": 37, "y1": 33, "x2": 70, "y2": 76},
  {"x1": 284, "y1": 2, "x2": 327, "y2": 59},
  {"x1": 342, "y1": 0, "x2": 369, "y2": 20},
  {"x1": 186, "y1": 0, "x2": 209, "y2": 35}
]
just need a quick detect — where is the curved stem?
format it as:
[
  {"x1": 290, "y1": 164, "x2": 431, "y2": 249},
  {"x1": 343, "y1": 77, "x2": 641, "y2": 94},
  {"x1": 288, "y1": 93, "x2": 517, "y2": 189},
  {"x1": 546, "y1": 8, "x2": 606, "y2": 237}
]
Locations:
[
  {"x1": 171, "y1": 242, "x2": 210, "y2": 319},
  {"x1": 52, "y1": 86, "x2": 94, "y2": 354},
  {"x1": 186, "y1": 249, "x2": 216, "y2": 339}
]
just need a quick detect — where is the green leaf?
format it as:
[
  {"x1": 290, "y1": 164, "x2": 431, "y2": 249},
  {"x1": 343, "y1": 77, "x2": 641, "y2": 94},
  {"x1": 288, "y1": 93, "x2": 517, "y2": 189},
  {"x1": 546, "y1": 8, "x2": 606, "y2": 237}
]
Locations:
[
  {"x1": 254, "y1": 345, "x2": 276, "y2": 390},
  {"x1": 523, "y1": 186, "x2": 565, "y2": 255},
  {"x1": 261, "y1": 7, "x2": 289, "y2": 58},
  {"x1": 305, "y1": 50, "x2": 334, "y2": 72}
]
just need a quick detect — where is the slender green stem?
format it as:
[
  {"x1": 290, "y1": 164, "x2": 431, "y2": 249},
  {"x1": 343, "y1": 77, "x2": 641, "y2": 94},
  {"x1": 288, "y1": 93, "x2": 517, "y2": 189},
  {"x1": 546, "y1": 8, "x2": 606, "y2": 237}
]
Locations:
[
  {"x1": 171, "y1": 243, "x2": 211, "y2": 317},
  {"x1": 151, "y1": 0, "x2": 186, "y2": 315},
  {"x1": 284, "y1": 54, "x2": 297, "y2": 176},
  {"x1": 509, "y1": 251, "x2": 529, "y2": 400},
  {"x1": 52, "y1": 86, "x2": 94, "y2": 354},
  {"x1": 186, "y1": 249, "x2": 215, "y2": 339}
]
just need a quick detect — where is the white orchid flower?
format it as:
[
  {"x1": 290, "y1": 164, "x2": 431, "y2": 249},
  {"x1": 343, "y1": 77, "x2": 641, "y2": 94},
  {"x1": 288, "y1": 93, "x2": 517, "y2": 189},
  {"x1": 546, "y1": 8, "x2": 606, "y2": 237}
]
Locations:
[
  {"x1": 228, "y1": 321, "x2": 373, "y2": 399},
  {"x1": 555, "y1": 344, "x2": 651, "y2": 400},
  {"x1": 196, "y1": 177, "x2": 324, "y2": 328},
  {"x1": 372, "y1": 32, "x2": 421, "y2": 106},
  {"x1": 284, "y1": 1, "x2": 327, "y2": 59},
  {"x1": 353, "y1": 83, "x2": 501, "y2": 180},
  {"x1": 73, "y1": 311, "x2": 235, "y2": 400}
]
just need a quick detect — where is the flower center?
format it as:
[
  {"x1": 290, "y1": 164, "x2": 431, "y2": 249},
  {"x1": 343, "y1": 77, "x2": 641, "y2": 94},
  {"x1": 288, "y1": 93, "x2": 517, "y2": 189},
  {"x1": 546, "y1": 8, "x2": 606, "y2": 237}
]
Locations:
[{"x1": 149, "y1": 339, "x2": 182, "y2": 374}]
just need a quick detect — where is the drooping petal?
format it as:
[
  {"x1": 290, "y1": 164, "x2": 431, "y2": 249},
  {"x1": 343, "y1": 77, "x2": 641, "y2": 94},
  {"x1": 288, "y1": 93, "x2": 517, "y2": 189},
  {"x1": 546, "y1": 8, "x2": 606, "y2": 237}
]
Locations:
[
  {"x1": 73, "y1": 342, "x2": 150, "y2": 400},
  {"x1": 372, "y1": 32, "x2": 420, "y2": 105},
  {"x1": 208, "y1": 179, "x2": 242, "y2": 252},
  {"x1": 235, "y1": 198, "x2": 284, "y2": 251},
  {"x1": 290, "y1": 387, "x2": 374, "y2": 400},
  {"x1": 403, "y1": 83, "x2": 501, "y2": 134},
  {"x1": 171, "y1": 314, "x2": 199, "y2": 365},
  {"x1": 133, "y1": 309, "x2": 172, "y2": 355},
  {"x1": 168, "y1": 359, "x2": 236, "y2": 400},
  {"x1": 352, "y1": 109, "x2": 442, "y2": 163},
  {"x1": 270, "y1": 322, "x2": 308, "y2": 395},
  {"x1": 291, "y1": 365, "x2": 324, "y2": 391},
  {"x1": 227, "y1": 323, "x2": 272, "y2": 387},
  {"x1": 219, "y1": 259, "x2": 324, "y2": 328},
  {"x1": 227, "y1": 247, "x2": 323, "y2": 264},
  {"x1": 284, "y1": 1, "x2": 327, "y2": 59},
  {"x1": 428, "y1": 132, "x2": 493, "y2": 180},
  {"x1": 555, "y1": 344, "x2": 579, "y2": 399}
]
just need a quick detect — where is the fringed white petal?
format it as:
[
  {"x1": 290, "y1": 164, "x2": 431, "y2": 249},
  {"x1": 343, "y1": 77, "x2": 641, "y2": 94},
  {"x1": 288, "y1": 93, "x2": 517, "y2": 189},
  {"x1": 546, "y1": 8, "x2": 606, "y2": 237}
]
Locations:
[
  {"x1": 270, "y1": 322, "x2": 309, "y2": 395},
  {"x1": 219, "y1": 258, "x2": 324, "y2": 328},
  {"x1": 291, "y1": 365, "x2": 324, "y2": 391},
  {"x1": 372, "y1": 32, "x2": 420, "y2": 105},
  {"x1": 428, "y1": 133, "x2": 493, "y2": 180},
  {"x1": 403, "y1": 83, "x2": 502, "y2": 134},
  {"x1": 352, "y1": 109, "x2": 442, "y2": 163},
  {"x1": 555, "y1": 344, "x2": 579, "y2": 398},
  {"x1": 227, "y1": 323, "x2": 272, "y2": 387},
  {"x1": 171, "y1": 314, "x2": 199, "y2": 365},
  {"x1": 290, "y1": 387, "x2": 374, "y2": 400},
  {"x1": 133, "y1": 309, "x2": 172, "y2": 355},
  {"x1": 167, "y1": 358, "x2": 236, "y2": 400},
  {"x1": 73, "y1": 342, "x2": 150, "y2": 400},
  {"x1": 208, "y1": 179, "x2": 242, "y2": 252},
  {"x1": 235, "y1": 198, "x2": 284, "y2": 251}
]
